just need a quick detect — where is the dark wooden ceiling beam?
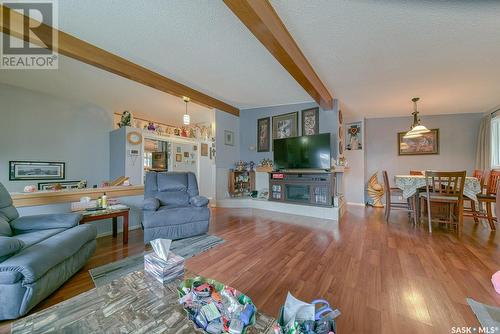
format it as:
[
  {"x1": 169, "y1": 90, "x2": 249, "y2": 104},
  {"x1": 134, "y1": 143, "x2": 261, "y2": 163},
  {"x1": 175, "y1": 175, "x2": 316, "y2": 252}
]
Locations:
[
  {"x1": 0, "y1": 5, "x2": 239, "y2": 116},
  {"x1": 224, "y1": 0, "x2": 333, "y2": 110}
]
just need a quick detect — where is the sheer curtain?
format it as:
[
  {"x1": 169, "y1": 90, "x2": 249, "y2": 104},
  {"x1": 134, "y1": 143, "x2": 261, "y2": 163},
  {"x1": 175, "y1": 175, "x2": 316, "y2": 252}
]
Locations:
[
  {"x1": 475, "y1": 114, "x2": 491, "y2": 171},
  {"x1": 492, "y1": 115, "x2": 500, "y2": 168}
]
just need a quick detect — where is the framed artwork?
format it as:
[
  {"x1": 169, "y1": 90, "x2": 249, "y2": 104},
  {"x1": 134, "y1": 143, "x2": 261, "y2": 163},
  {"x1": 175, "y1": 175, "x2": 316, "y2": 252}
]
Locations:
[
  {"x1": 272, "y1": 111, "x2": 298, "y2": 140},
  {"x1": 175, "y1": 154, "x2": 182, "y2": 162},
  {"x1": 183, "y1": 152, "x2": 189, "y2": 158},
  {"x1": 338, "y1": 109, "x2": 343, "y2": 125},
  {"x1": 9, "y1": 161, "x2": 65, "y2": 181},
  {"x1": 201, "y1": 143, "x2": 209, "y2": 157},
  {"x1": 38, "y1": 180, "x2": 86, "y2": 191},
  {"x1": 193, "y1": 145, "x2": 197, "y2": 151},
  {"x1": 398, "y1": 129, "x2": 439, "y2": 155},
  {"x1": 257, "y1": 117, "x2": 270, "y2": 152},
  {"x1": 301, "y1": 108, "x2": 319, "y2": 136},
  {"x1": 176, "y1": 147, "x2": 182, "y2": 153},
  {"x1": 345, "y1": 121, "x2": 362, "y2": 150},
  {"x1": 224, "y1": 130, "x2": 234, "y2": 146}
]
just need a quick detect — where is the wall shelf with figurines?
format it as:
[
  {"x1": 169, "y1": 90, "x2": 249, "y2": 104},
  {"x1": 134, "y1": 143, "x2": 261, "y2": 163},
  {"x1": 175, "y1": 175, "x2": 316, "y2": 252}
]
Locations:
[{"x1": 114, "y1": 111, "x2": 213, "y2": 142}]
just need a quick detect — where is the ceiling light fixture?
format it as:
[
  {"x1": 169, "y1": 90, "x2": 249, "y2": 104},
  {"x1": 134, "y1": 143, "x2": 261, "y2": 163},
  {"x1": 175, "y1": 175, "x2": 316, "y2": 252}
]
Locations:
[
  {"x1": 183, "y1": 96, "x2": 191, "y2": 125},
  {"x1": 403, "y1": 97, "x2": 430, "y2": 139}
]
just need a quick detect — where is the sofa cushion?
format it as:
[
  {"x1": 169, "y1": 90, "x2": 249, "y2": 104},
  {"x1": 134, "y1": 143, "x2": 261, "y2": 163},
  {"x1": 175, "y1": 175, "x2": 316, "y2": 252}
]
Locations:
[
  {"x1": 158, "y1": 173, "x2": 187, "y2": 192},
  {"x1": 190, "y1": 196, "x2": 209, "y2": 207},
  {"x1": 0, "y1": 183, "x2": 19, "y2": 222},
  {"x1": 0, "y1": 236, "x2": 24, "y2": 262},
  {"x1": 0, "y1": 224, "x2": 97, "y2": 283},
  {"x1": 155, "y1": 192, "x2": 190, "y2": 207},
  {"x1": 143, "y1": 197, "x2": 160, "y2": 211},
  {"x1": 10, "y1": 213, "x2": 81, "y2": 232},
  {"x1": 14, "y1": 228, "x2": 66, "y2": 249},
  {"x1": 143, "y1": 206, "x2": 210, "y2": 228},
  {"x1": 0, "y1": 216, "x2": 12, "y2": 237}
]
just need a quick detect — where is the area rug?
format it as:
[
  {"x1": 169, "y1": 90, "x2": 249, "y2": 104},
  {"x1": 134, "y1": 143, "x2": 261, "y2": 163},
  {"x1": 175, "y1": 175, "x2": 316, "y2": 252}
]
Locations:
[
  {"x1": 89, "y1": 234, "x2": 224, "y2": 287},
  {"x1": 467, "y1": 298, "x2": 500, "y2": 328},
  {"x1": 12, "y1": 271, "x2": 277, "y2": 334}
]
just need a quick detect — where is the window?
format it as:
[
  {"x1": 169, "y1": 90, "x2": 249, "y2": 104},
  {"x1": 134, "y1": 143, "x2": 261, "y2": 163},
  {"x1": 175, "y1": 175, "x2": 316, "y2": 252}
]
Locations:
[{"x1": 492, "y1": 115, "x2": 500, "y2": 168}]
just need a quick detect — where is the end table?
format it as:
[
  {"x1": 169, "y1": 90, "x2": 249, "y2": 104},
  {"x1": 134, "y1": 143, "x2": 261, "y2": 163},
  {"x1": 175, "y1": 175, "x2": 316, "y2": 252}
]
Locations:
[{"x1": 79, "y1": 207, "x2": 130, "y2": 244}]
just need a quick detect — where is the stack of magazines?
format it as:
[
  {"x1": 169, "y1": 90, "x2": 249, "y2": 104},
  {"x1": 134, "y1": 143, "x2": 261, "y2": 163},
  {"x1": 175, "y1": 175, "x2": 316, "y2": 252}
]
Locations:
[{"x1": 144, "y1": 252, "x2": 185, "y2": 283}]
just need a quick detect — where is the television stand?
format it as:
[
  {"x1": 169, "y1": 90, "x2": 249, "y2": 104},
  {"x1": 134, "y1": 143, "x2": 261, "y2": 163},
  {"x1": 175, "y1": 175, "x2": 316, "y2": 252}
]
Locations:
[{"x1": 269, "y1": 171, "x2": 335, "y2": 207}]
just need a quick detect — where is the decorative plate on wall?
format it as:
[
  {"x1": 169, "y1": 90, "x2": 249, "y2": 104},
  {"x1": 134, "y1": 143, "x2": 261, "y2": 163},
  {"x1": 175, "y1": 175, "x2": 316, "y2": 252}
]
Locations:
[{"x1": 127, "y1": 131, "x2": 143, "y2": 145}]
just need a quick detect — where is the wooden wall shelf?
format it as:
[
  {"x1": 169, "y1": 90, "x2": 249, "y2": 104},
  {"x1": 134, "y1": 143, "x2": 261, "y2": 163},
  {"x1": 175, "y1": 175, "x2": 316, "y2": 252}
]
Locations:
[{"x1": 11, "y1": 185, "x2": 144, "y2": 207}]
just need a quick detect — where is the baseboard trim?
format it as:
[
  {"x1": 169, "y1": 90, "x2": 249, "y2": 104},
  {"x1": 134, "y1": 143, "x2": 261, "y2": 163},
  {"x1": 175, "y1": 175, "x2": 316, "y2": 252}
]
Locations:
[{"x1": 347, "y1": 202, "x2": 366, "y2": 206}]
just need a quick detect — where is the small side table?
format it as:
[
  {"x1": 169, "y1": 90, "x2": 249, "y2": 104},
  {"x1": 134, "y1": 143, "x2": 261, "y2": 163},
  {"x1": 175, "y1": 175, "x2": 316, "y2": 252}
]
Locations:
[{"x1": 79, "y1": 207, "x2": 130, "y2": 244}]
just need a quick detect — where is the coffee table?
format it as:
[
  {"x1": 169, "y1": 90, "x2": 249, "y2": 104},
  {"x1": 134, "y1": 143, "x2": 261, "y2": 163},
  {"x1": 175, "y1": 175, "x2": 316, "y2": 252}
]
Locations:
[
  {"x1": 79, "y1": 206, "x2": 130, "y2": 244},
  {"x1": 12, "y1": 270, "x2": 277, "y2": 333}
]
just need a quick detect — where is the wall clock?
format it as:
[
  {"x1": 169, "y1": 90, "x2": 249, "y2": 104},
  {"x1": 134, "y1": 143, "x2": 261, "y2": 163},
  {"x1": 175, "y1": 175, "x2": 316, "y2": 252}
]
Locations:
[{"x1": 127, "y1": 131, "x2": 142, "y2": 145}]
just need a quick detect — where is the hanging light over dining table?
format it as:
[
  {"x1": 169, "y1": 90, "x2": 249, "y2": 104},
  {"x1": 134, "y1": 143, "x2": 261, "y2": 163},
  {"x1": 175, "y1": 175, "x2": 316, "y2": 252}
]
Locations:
[{"x1": 403, "y1": 97, "x2": 430, "y2": 138}]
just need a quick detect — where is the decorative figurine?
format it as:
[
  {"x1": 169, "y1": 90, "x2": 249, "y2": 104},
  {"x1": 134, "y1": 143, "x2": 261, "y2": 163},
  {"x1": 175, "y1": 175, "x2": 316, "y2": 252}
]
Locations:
[
  {"x1": 118, "y1": 110, "x2": 132, "y2": 128},
  {"x1": 147, "y1": 122, "x2": 156, "y2": 131},
  {"x1": 23, "y1": 185, "x2": 36, "y2": 193}
]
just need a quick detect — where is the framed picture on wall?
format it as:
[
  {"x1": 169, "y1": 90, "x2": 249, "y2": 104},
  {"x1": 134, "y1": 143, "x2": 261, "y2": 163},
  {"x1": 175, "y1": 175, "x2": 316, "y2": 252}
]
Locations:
[
  {"x1": 9, "y1": 161, "x2": 65, "y2": 181},
  {"x1": 272, "y1": 112, "x2": 298, "y2": 140},
  {"x1": 398, "y1": 129, "x2": 439, "y2": 155},
  {"x1": 257, "y1": 117, "x2": 270, "y2": 152},
  {"x1": 301, "y1": 107, "x2": 319, "y2": 136},
  {"x1": 224, "y1": 130, "x2": 234, "y2": 146},
  {"x1": 175, "y1": 154, "x2": 182, "y2": 162},
  {"x1": 345, "y1": 121, "x2": 362, "y2": 150},
  {"x1": 201, "y1": 143, "x2": 209, "y2": 156},
  {"x1": 38, "y1": 180, "x2": 86, "y2": 191}
]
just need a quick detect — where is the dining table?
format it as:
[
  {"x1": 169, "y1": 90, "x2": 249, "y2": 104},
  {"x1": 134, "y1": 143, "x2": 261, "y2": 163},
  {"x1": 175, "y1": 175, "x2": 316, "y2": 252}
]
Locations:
[{"x1": 394, "y1": 174, "x2": 482, "y2": 224}]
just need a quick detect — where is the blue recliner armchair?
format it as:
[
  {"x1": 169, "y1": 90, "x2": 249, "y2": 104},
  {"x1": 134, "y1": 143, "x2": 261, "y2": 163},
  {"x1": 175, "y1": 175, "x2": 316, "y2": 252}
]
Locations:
[
  {"x1": 142, "y1": 172, "x2": 210, "y2": 244},
  {"x1": 0, "y1": 183, "x2": 96, "y2": 320}
]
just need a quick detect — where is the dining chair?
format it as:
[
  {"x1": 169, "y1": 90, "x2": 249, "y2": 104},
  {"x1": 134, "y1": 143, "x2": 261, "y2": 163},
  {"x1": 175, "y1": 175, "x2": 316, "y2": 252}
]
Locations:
[
  {"x1": 472, "y1": 169, "x2": 500, "y2": 230},
  {"x1": 465, "y1": 169, "x2": 485, "y2": 224},
  {"x1": 383, "y1": 171, "x2": 416, "y2": 224},
  {"x1": 410, "y1": 170, "x2": 424, "y2": 176},
  {"x1": 421, "y1": 171, "x2": 466, "y2": 236}
]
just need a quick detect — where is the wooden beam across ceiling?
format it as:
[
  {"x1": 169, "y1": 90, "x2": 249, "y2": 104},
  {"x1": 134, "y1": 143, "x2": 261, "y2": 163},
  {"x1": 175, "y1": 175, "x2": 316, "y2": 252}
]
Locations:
[
  {"x1": 224, "y1": 0, "x2": 333, "y2": 110},
  {"x1": 0, "y1": 5, "x2": 239, "y2": 116}
]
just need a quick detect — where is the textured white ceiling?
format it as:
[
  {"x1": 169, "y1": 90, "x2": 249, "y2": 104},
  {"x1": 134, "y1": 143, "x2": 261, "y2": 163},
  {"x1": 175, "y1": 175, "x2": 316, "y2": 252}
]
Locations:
[
  {"x1": 271, "y1": 0, "x2": 500, "y2": 117},
  {"x1": 0, "y1": 52, "x2": 214, "y2": 126},
  {"x1": 56, "y1": 0, "x2": 311, "y2": 109},
  {"x1": 2, "y1": 1, "x2": 499, "y2": 119}
]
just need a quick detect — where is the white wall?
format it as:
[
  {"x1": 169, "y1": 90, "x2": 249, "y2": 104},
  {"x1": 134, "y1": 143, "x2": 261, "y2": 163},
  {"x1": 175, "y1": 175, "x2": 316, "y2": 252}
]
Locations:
[
  {"x1": 215, "y1": 110, "x2": 240, "y2": 200},
  {"x1": 0, "y1": 84, "x2": 112, "y2": 192},
  {"x1": 343, "y1": 115, "x2": 366, "y2": 205}
]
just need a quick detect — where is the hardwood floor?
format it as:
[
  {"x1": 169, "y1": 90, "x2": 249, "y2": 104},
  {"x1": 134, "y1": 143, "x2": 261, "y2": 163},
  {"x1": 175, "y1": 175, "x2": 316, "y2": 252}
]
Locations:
[{"x1": 1, "y1": 206, "x2": 499, "y2": 333}]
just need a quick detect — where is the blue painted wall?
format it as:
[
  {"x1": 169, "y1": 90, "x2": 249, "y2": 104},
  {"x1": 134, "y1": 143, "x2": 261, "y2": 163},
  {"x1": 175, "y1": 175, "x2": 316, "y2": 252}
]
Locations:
[
  {"x1": 239, "y1": 102, "x2": 338, "y2": 164},
  {"x1": 0, "y1": 84, "x2": 112, "y2": 192}
]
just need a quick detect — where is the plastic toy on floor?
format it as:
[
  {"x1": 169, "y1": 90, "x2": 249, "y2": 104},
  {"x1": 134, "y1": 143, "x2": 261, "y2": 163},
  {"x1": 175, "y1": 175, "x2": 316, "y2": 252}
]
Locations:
[{"x1": 493, "y1": 271, "x2": 500, "y2": 294}]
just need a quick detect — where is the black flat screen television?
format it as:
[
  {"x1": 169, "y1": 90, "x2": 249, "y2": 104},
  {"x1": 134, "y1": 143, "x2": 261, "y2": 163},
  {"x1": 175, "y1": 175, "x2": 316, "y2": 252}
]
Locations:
[{"x1": 273, "y1": 133, "x2": 331, "y2": 170}]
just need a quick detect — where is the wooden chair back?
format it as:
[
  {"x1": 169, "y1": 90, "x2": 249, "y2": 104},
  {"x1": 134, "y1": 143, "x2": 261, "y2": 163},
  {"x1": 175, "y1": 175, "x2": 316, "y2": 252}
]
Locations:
[
  {"x1": 410, "y1": 170, "x2": 423, "y2": 175},
  {"x1": 424, "y1": 171, "x2": 466, "y2": 199},
  {"x1": 382, "y1": 170, "x2": 390, "y2": 204},
  {"x1": 486, "y1": 170, "x2": 500, "y2": 195},
  {"x1": 472, "y1": 169, "x2": 486, "y2": 190},
  {"x1": 497, "y1": 182, "x2": 500, "y2": 216}
]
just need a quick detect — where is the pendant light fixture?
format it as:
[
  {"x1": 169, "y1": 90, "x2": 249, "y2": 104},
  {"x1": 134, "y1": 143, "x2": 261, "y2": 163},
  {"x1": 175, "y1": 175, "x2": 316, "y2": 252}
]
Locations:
[
  {"x1": 183, "y1": 96, "x2": 191, "y2": 125},
  {"x1": 403, "y1": 97, "x2": 430, "y2": 138}
]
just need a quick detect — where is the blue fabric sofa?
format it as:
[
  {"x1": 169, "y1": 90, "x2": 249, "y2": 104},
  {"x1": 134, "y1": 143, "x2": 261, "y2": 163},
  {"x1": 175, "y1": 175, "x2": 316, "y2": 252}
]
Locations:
[
  {"x1": 142, "y1": 172, "x2": 210, "y2": 244},
  {"x1": 0, "y1": 183, "x2": 96, "y2": 320}
]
